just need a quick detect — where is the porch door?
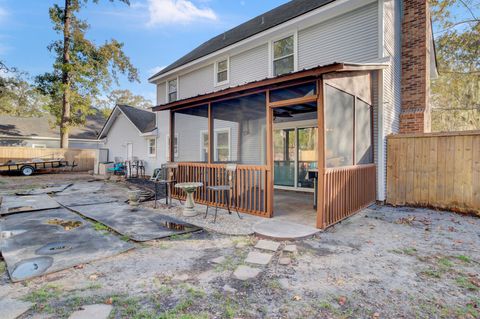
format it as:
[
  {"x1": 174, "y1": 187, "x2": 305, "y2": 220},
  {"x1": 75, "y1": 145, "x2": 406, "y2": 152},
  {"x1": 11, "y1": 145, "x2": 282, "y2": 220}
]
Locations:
[
  {"x1": 273, "y1": 126, "x2": 318, "y2": 190},
  {"x1": 126, "y1": 143, "x2": 133, "y2": 160}
]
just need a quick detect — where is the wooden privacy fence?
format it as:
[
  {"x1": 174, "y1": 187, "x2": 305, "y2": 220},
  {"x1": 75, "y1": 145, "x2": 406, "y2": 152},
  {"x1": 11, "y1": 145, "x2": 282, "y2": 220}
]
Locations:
[
  {"x1": 0, "y1": 147, "x2": 98, "y2": 172},
  {"x1": 387, "y1": 131, "x2": 480, "y2": 215},
  {"x1": 171, "y1": 163, "x2": 269, "y2": 217}
]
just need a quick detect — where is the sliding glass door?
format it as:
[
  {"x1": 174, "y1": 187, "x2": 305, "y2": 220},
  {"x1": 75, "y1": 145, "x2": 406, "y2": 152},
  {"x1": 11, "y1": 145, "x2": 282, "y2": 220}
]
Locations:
[
  {"x1": 274, "y1": 126, "x2": 317, "y2": 190},
  {"x1": 274, "y1": 128, "x2": 295, "y2": 187}
]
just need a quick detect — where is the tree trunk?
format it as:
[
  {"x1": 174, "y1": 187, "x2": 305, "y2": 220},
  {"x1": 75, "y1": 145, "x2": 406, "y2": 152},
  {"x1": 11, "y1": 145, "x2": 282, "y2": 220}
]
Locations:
[{"x1": 60, "y1": 0, "x2": 72, "y2": 148}]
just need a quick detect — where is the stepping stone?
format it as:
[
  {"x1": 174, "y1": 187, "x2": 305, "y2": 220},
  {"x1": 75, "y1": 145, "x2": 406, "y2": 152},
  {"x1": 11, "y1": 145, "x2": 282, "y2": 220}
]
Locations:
[
  {"x1": 278, "y1": 257, "x2": 291, "y2": 265},
  {"x1": 245, "y1": 251, "x2": 273, "y2": 265},
  {"x1": 172, "y1": 274, "x2": 189, "y2": 282},
  {"x1": 232, "y1": 265, "x2": 261, "y2": 280},
  {"x1": 223, "y1": 284, "x2": 237, "y2": 294},
  {"x1": 283, "y1": 244, "x2": 297, "y2": 253},
  {"x1": 255, "y1": 239, "x2": 280, "y2": 252},
  {"x1": 0, "y1": 298, "x2": 33, "y2": 319},
  {"x1": 68, "y1": 304, "x2": 112, "y2": 319},
  {"x1": 211, "y1": 256, "x2": 226, "y2": 264}
]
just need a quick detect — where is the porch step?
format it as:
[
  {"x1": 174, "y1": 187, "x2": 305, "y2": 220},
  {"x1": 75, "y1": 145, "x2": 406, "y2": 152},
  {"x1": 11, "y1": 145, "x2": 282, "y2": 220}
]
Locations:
[{"x1": 253, "y1": 220, "x2": 320, "y2": 240}]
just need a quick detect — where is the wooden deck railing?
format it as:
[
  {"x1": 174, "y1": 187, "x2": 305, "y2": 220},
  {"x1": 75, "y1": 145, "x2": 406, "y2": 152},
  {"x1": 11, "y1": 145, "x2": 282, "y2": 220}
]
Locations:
[
  {"x1": 322, "y1": 164, "x2": 376, "y2": 227},
  {"x1": 171, "y1": 163, "x2": 269, "y2": 217}
]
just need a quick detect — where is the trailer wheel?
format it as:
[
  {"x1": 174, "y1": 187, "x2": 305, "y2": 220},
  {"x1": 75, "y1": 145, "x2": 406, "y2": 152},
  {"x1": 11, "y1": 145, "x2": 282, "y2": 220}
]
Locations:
[{"x1": 20, "y1": 166, "x2": 34, "y2": 176}]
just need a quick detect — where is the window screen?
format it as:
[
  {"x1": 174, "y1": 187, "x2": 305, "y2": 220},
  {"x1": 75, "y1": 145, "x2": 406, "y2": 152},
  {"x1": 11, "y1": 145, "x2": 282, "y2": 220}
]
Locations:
[
  {"x1": 325, "y1": 85, "x2": 354, "y2": 168},
  {"x1": 355, "y1": 99, "x2": 373, "y2": 164},
  {"x1": 173, "y1": 105, "x2": 208, "y2": 162}
]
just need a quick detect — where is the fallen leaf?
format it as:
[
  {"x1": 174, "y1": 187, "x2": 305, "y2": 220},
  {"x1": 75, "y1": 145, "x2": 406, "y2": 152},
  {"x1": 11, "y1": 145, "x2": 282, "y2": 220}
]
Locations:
[
  {"x1": 292, "y1": 295, "x2": 302, "y2": 301},
  {"x1": 338, "y1": 296, "x2": 347, "y2": 306},
  {"x1": 469, "y1": 276, "x2": 480, "y2": 288},
  {"x1": 105, "y1": 297, "x2": 113, "y2": 305},
  {"x1": 74, "y1": 264, "x2": 84, "y2": 269},
  {"x1": 372, "y1": 312, "x2": 380, "y2": 318}
]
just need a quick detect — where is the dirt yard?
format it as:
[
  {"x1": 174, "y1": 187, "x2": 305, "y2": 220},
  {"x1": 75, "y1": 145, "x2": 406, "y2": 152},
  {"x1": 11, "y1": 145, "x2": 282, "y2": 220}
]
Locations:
[{"x1": 0, "y1": 173, "x2": 479, "y2": 319}]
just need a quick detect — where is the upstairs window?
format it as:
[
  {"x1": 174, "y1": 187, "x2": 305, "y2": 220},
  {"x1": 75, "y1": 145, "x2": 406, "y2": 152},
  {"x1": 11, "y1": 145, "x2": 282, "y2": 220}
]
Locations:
[
  {"x1": 273, "y1": 35, "x2": 295, "y2": 76},
  {"x1": 215, "y1": 59, "x2": 229, "y2": 85},
  {"x1": 168, "y1": 79, "x2": 177, "y2": 103}
]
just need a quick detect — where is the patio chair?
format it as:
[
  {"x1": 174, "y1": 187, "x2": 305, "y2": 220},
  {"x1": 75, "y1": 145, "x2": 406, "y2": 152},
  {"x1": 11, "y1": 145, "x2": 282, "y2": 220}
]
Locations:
[
  {"x1": 204, "y1": 164, "x2": 242, "y2": 223},
  {"x1": 151, "y1": 163, "x2": 181, "y2": 208}
]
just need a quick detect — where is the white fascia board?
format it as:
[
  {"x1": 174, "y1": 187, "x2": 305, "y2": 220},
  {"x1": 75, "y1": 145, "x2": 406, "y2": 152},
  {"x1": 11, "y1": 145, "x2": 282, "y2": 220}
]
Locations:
[{"x1": 149, "y1": 0, "x2": 377, "y2": 84}]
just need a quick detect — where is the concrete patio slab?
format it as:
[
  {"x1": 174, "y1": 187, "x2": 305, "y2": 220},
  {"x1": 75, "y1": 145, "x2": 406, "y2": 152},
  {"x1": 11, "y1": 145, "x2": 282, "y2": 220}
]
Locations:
[
  {"x1": 69, "y1": 202, "x2": 201, "y2": 242},
  {"x1": 254, "y1": 239, "x2": 280, "y2": 252},
  {"x1": 245, "y1": 251, "x2": 273, "y2": 265},
  {"x1": 0, "y1": 195, "x2": 60, "y2": 216},
  {"x1": 232, "y1": 265, "x2": 261, "y2": 280},
  {"x1": 0, "y1": 208, "x2": 134, "y2": 282},
  {"x1": 16, "y1": 183, "x2": 72, "y2": 196},
  {"x1": 68, "y1": 304, "x2": 112, "y2": 319},
  {"x1": 0, "y1": 297, "x2": 33, "y2": 319},
  {"x1": 253, "y1": 220, "x2": 320, "y2": 240}
]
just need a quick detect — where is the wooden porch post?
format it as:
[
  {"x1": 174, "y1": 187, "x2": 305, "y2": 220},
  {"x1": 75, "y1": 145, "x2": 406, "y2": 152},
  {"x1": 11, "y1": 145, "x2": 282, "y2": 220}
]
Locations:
[
  {"x1": 316, "y1": 79, "x2": 327, "y2": 229},
  {"x1": 170, "y1": 110, "x2": 175, "y2": 162},
  {"x1": 208, "y1": 102, "x2": 213, "y2": 164},
  {"x1": 266, "y1": 90, "x2": 274, "y2": 217}
]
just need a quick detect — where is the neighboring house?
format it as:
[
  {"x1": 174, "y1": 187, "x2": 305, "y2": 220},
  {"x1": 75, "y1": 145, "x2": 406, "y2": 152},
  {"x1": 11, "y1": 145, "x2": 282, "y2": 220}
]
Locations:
[
  {"x1": 148, "y1": 0, "x2": 437, "y2": 228},
  {"x1": 0, "y1": 113, "x2": 105, "y2": 149},
  {"x1": 98, "y1": 104, "x2": 159, "y2": 175}
]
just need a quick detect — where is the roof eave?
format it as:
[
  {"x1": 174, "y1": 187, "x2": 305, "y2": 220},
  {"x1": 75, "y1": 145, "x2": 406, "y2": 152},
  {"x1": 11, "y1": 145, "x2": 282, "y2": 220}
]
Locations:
[{"x1": 152, "y1": 62, "x2": 387, "y2": 112}]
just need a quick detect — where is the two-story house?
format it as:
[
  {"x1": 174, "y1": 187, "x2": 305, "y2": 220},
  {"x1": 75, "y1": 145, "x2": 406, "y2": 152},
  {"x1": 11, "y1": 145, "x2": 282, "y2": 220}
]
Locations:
[{"x1": 148, "y1": 0, "x2": 437, "y2": 229}]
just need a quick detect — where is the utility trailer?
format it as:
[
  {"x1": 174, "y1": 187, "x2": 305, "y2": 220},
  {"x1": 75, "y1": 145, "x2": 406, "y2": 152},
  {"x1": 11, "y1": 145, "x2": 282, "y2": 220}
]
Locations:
[{"x1": 0, "y1": 159, "x2": 77, "y2": 176}]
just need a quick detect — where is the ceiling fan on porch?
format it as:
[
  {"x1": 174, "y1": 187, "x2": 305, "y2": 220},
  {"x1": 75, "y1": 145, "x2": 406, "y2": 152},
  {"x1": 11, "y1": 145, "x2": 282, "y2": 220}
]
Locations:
[{"x1": 273, "y1": 109, "x2": 293, "y2": 121}]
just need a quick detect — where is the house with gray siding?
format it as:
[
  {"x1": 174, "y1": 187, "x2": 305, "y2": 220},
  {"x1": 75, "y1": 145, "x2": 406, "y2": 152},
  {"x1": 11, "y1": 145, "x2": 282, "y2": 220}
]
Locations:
[
  {"x1": 98, "y1": 105, "x2": 158, "y2": 176},
  {"x1": 148, "y1": 0, "x2": 436, "y2": 228}
]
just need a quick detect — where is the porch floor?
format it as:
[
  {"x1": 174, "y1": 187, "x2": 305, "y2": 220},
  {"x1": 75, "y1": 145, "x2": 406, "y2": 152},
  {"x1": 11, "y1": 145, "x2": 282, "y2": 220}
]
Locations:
[{"x1": 273, "y1": 189, "x2": 317, "y2": 227}]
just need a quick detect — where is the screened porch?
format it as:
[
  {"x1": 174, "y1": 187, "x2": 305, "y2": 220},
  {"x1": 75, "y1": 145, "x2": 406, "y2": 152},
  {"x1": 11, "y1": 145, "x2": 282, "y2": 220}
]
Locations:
[{"x1": 156, "y1": 63, "x2": 381, "y2": 229}]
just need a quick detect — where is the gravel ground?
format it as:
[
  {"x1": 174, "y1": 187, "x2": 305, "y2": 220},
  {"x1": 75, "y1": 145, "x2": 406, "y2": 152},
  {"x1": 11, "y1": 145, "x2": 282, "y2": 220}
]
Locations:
[{"x1": 0, "y1": 173, "x2": 479, "y2": 319}]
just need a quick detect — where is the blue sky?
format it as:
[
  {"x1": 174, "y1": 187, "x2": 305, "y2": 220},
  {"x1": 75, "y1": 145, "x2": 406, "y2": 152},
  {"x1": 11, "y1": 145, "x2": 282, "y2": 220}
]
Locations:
[{"x1": 0, "y1": 0, "x2": 289, "y2": 103}]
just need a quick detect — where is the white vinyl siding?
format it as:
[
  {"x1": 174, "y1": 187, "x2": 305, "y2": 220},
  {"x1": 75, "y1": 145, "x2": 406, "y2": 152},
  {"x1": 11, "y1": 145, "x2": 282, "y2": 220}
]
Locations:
[
  {"x1": 103, "y1": 113, "x2": 159, "y2": 175},
  {"x1": 179, "y1": 65, "x2": 215, "y2": 100},
  {"x1": 229, "y1": 44, "x2": 269, "y2": 87},
  {"x1": 298, "y1": 2, "x2": 379, "y2": 69},
  {"x1": 157, "y1": 82, "x2": 166, "y2": 105},
  {"x1": 378, "y1": 0, "x2": 402, "y2": 200}
]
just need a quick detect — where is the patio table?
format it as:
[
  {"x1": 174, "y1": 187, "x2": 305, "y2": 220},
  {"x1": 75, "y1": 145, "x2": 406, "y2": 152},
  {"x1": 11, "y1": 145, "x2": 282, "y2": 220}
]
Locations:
[{"x1": 175, "y1": 182, "x2": 203, "y2": 217}]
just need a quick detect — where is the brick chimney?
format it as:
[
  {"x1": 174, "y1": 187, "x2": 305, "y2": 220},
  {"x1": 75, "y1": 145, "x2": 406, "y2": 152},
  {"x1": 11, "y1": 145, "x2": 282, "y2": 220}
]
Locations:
[{"x1": 400, "y1": 0, "x2": 432, "y2": 133}]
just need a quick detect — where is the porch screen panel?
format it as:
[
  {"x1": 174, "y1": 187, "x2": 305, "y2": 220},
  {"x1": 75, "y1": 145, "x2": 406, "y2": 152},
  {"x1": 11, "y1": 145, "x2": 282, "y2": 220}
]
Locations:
[
  {"x1": 325, "y1": 85, "x2": 354, "y2": 168},
  {"x1": 173, "y1": 104, "x2": 209, "y2": 162},
  {"x1": 212, "y1": 93, "x2": 266, "y2": 165},
  {"x1": 355, "y1": 99, "x2": 373, "y2": 164},
  {"x1": 269, "y1": 82, "x2": 316, "y2": 102}
]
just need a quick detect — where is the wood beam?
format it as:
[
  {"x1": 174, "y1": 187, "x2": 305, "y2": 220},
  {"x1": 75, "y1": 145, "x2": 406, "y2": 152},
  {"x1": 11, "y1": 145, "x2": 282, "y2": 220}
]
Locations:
[
  {"x1": 169, "y1": 110, "x2": 175, "y2": 162},
  {"x1": 316, "y1": 78, "x2": 326, "y2": 229},
  {"x1": 268, "y1": 95, "x2": 318, "y2": 108},
  {"x1": 265, "y1": 90, "x2": 274, "y2": 218},
  {"x1": 208, "y1": 102, "x2": 213, "y2": 164}
]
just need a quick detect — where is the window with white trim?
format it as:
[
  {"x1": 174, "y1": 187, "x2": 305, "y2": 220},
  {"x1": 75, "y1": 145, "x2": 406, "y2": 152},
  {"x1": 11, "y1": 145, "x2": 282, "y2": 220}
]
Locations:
[
  {"x1": 215, "y1": 59, "x2": 229, "y2": 85},
  {"x1": 147, "y1": 138, "x2": 156, "y2": 157},
  {"x1": 200, "y1": 129, "x2": 230, "y2": 162},
  {"x1": 167, "y1": 79, "x2": 177, "y2": 103},
  {"x1": 273, "y1": 35, "x2": 295, "y2": 76}
]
